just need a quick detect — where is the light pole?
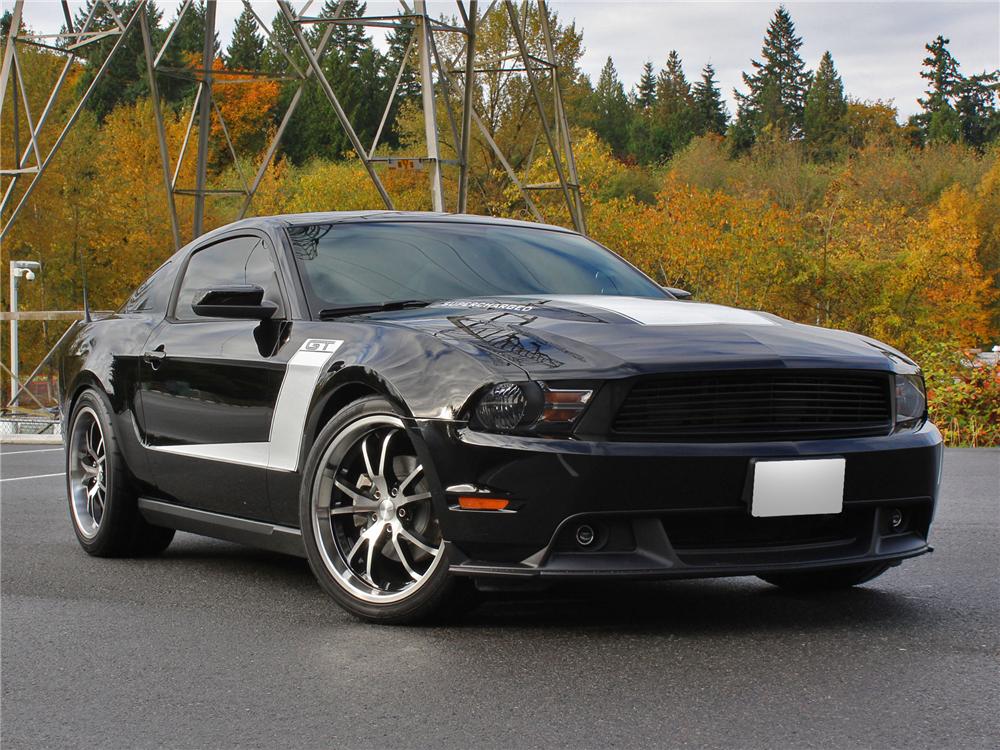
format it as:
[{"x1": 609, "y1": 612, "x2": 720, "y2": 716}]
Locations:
[{"x1": 9, "y1": 260, "x2": 40, "y2": 407}]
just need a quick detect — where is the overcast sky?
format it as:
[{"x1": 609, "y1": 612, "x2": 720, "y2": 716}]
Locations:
[{"x1": 16, "y1": 1, "x2": 1000, "y2": 118}]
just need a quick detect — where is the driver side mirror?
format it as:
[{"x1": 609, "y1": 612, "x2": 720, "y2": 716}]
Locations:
[
  {"x1": 192, "y1": 285, "x2": 277, "y2": 320},
  {"x1": 662, "y1": 285, "x2": 692, "y2": 300}
]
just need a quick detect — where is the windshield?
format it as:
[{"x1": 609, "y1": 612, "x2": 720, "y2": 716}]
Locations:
[{"x1": 287, "y1": 221, "x2": 666, "y2": 314}]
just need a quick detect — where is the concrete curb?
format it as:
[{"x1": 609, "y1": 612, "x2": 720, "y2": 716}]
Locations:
[{"x1": 0, "y1": 434, "x2": 63, "y2": 445}]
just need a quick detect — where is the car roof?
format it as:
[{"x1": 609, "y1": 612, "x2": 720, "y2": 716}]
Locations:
[{"x1": 203, "y1": 211, "x2": 578, "y2": 238}]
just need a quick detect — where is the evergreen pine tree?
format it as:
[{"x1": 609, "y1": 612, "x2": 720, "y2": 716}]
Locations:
[
  {"x1": 691, "y1": 63, "x2": 728, "y2": 136},
  {"x1": 652, "y1": 50, "x2": 695, "y2": 157},
  {"x1": 592, "y1": 56, "x2": 631, "y2": 154},
  {"x1": 636, "y1": 61, "x2": 657, "y2": 110},
  {"x1": 380, "y1": 15, "x2": 419, "y2": 148},
  {"x1": 928, "y1": 103, "x2": 962, "y2": 144},
  {"x1": 262, "y1": 8, "x2": 299, "y2": 74},
  {"x1": 281, "y1": 0, "x2": 385, "y2": 163},
  {"x1": 1, "y1": 9, "x2": 18, "y2": 38},
  {"x1": 956, "y1": 70, "x2": 999, "y2": 148},
  {"x1": 917, "y1": 36, "x2": 961, "y2": 114},
  {"x1": 226, "y1": 5, "x2": 265, "y2": 71},
  {"x1": 157, "y1": 0, "x2": 219, "y2": 104},
  {"x1": 656, "y1": 51, "x2": 690, "y2": 117},
  {"x1": 73, "y1": 0, "x2": 163, "y2": 120},
  {"x1": 803, "y1": 51, "x2": 848, "y2": 160},
  {"x1": 733, "y1": 5, "x2": 811, "y2": 144},
  {"x1": 325, "y1": 0, "x2": 369, "y2": 64},
  {"x1": 915, "y1": 36, "x2": 965, "y2": 144}
]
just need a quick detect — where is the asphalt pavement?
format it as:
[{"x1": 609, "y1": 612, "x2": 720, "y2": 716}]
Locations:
[{"x1": 1, "y1": 444, "x2": 997, "y2": 750}]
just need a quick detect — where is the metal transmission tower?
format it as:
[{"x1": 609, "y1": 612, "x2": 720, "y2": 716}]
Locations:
[{"x1": 1, "y1": 0, "x2": 586, "y2": 247}]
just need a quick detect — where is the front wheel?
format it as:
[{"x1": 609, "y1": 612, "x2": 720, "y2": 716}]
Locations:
[
  {"x1": 757, "y1": 562, "x2": 891, "y2": 592},
  {"x1": 300, "y1": 397, "x2": 464, "y2": 623}
]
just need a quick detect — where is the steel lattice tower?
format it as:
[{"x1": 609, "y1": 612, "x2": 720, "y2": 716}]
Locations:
[{"x1": 0, "y1": 0, "x2": 587, "y2": 248}]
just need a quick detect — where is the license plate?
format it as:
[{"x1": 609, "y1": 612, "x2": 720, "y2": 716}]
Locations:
[{"x1": 750, "y1": 458, "x2": 845, "y2": 517}]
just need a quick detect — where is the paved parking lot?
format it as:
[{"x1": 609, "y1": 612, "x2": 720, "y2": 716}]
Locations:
[{"x1": 1, "y1": 444, "x2": 997, "y2": 749}]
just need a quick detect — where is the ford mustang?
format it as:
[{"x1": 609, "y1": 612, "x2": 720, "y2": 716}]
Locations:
[{"x1": 58, "y1": 212, "x2": 943, "y2": 622}]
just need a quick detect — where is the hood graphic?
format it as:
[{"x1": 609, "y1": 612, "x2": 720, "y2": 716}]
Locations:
[
  {"x1": 538, "y1": 295, "x2": 778, "y2": 327},
  {"x1": 372, "y1": 295, "x2": 895, "y2": 379}
]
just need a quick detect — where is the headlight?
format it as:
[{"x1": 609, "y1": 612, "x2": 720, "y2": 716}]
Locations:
[
  {"x1": 475, "y1": 383, "x2": 529, "y2": 431},
  {"x1": 472, "y1": 382, "x2": 594, "y2": 433},
  {"x1": 895, "y1": 373, "x2": 926, "y2": 428}
]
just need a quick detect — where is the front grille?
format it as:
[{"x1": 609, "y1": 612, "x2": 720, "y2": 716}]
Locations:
[{"x1": 612, "y1": 370, "x2": 893, "y2": 442}]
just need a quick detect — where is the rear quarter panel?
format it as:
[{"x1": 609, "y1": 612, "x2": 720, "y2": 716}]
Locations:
[{"x1": 59, "y1": 314, "x2": 159, "y2": 486}]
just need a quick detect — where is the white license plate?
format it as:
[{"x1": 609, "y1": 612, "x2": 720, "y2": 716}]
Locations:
[{"x1": 751, "y1": 458, "x2": 845, "y2": 517}]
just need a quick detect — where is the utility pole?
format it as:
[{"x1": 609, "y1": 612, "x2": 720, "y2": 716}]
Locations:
[{"x1": 8, "y1": 260, "x2": 40, "y2": 407}]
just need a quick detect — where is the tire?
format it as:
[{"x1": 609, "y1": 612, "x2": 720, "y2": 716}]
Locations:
[
  {"x1": 757, "y1": 562, "x2": 891, "y2": 592},
  {"x1": 300, "y1": 396, "x2": 469, "y2": 624},
  {"x1": 66, "y1": 388, "x2": 175, "y2": 557}
]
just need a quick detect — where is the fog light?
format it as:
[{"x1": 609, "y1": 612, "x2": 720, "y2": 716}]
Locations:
[
  {"x1": 889, "y1": 507, "x2": 905, "y2": 530},
  {"x1": 575, "y1": 524, "x2": 596, "y2": 547}
]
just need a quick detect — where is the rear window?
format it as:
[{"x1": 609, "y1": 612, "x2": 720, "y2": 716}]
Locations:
[{"x1": 122, "y1": 260, "x2": 175, "y2": 316}]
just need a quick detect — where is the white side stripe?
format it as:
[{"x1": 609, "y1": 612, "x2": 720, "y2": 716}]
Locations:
[
  {"x1": 150, "y1": 442, "x2": 269, "y2": 469},
  {"x1": 268, "y1": 347, "x2": 342, "y2": 471},
  {"x1": 148, "y1": 339, "x2": 343, "y2": 473}
]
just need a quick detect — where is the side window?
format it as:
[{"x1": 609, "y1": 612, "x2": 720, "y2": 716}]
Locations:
[
  {"x1": 123, "y1": 260, "x2": 175, "y2": 316},
  {"x1": 174, "y1": 236, "x2": 284, "y2": 321}
]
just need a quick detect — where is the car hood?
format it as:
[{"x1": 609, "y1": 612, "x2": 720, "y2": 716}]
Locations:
[{"x1": 369, "y1": 295, "x2": 902, "y2": 379}]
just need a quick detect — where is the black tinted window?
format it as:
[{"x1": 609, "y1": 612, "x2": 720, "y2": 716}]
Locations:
[
  {"x1": 287, "y1": 222, "x2": 665, "y2": 312},
  {"x1": 123, "y1": 260, "x2": 175, "y2": 316},
  {"x1": 175, "y1": 236, "x2": 283, "y2": 320}
]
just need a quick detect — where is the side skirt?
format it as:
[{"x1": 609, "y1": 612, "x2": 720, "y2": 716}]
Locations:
[{"x1": 138, "y1": 498, "x2": 306, "y2": 558}]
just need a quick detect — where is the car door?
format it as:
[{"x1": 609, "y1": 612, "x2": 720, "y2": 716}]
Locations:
[{"x1": 138, "y1": 232, "x2": 290, "y2": 520}]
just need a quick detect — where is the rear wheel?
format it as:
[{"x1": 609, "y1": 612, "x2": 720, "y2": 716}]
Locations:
[
  {"x1": 757, "y1": 562, "x2": 891, "y2": 592},
  {"x1": 66, "y1": 389, "x2": 174, "y2": 557},
  {"x1": 300, "y1": 397, "x2": 468, "y2": 623}
]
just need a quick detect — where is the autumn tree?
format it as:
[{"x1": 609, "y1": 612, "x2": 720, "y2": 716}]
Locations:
[
  {"x1": 212, "y1": 58, "x2": 280, "y2": 157},
  {"x1": 845, "y1": 100, "x2": 904, "y2": 149},
  {"x1": 892, "y1": 185, "x2": 995, "y2": 348}
]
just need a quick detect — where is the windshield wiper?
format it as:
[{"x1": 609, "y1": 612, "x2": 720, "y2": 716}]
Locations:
[{"x1": 317, "y1": 299, "x2": 435, "y2": 320}]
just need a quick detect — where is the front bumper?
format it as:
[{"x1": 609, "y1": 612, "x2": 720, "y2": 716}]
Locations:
[{"x1": 417, "y1": 420, "x2": 943, "y2": 580}]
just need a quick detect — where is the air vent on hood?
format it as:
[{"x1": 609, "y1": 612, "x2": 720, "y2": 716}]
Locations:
[{"x1": 612, "y1": 370, "x2": 893, "y2": 442}]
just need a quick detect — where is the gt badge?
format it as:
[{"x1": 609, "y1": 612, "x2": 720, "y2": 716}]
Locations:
[{"x1": 300, "y1": 339, "x2": 343, "y2": 353}]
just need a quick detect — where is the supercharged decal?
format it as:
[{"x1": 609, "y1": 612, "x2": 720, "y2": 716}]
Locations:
[{"x1": 437, "y1": 299, "x2": 535, "y2": 313}]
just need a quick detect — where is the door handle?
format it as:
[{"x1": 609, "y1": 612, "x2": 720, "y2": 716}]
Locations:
[{"x1": 143, "y1": 345, "x2": 166, "y2": 369}]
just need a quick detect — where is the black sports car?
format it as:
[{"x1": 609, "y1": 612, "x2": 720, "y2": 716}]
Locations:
[{"x1": 58, "y1": 212, "x2": 943, "y2": 622}]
